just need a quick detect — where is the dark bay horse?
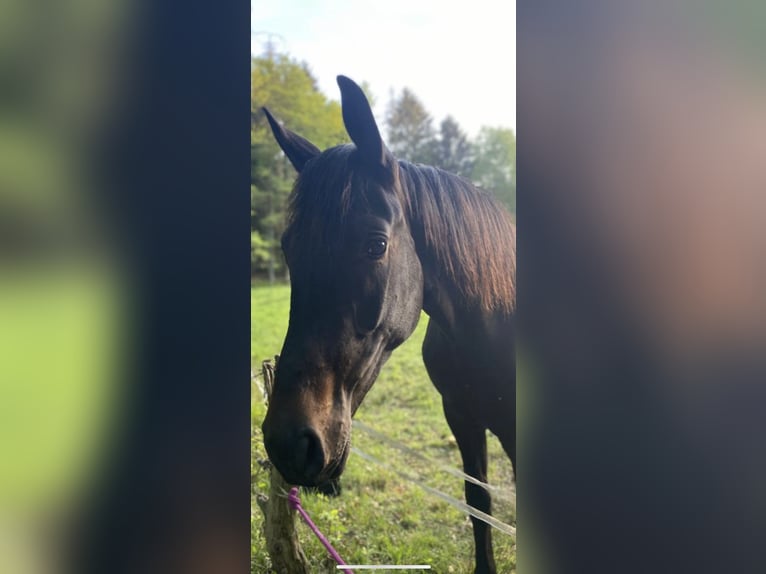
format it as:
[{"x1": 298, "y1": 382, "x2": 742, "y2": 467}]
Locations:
[{"x1": 261, "y1": 76, "x2": 515, "y2": 573}]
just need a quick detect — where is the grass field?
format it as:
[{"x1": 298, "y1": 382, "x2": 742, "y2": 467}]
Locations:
[{"x1": 251, "y1": 284, "x2": 516, "y2": 573}]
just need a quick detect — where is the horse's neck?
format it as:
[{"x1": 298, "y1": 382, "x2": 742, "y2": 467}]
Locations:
[
  {"x1": 421, "y1": 273, "x2": 459, "y2": 334},
  {"x1": 408, "y1": 228, "x2": 504, "y2": 338},
  {"x1": 420, "y1": 270, "x2": 508, "y2": 337}
]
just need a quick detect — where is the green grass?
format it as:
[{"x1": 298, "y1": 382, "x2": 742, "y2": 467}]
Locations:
[{"x1": 252, "y1": 284, "x2": 516, "y2": 573}]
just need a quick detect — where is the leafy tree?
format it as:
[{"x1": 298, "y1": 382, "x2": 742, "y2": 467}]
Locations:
[
  {"x1": 251, "y1": 229, "x2": 271, "y2": 269},
  {"x1": 384, "y1": 87, "x2": 437, "y2": 165},
  {"x1": 434, "y1": 115, "x2": 474, "y2": 178},
  {"x1": 472, "y1": 126, "x2": 516, "y2": 214},
  {"x1": 251, "y1": 50, "x2": 348, "y2": 281}
]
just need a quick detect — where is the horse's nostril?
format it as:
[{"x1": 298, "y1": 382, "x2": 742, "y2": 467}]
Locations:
[{"x1": 294, "y1": 427, "x2": 325, "y2": 481}]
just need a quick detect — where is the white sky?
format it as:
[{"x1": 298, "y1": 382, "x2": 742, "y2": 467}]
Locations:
[{"x1": 251, "y1": 0, "x2": 516, "y2": 138}]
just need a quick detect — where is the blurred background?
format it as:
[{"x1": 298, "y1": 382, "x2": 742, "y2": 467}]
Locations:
[
  {"x1": 0, "y1": 1, "x2": 131, "y2": 572},
  {"x1": 518, "y1": 1, "x2": 766, "y2": 572},
  {"x1": 0, "y1": 1, "x2": 251, "y2": 573}
]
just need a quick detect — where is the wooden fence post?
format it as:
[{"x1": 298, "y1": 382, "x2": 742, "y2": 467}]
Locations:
[{"x1": 257, "y1": 356, "x2": 310, "y2": 574}]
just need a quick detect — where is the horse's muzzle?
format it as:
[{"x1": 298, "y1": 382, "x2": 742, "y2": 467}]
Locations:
[{"x1": 262, "y1": 423, "x2": 327, "y2": 486}]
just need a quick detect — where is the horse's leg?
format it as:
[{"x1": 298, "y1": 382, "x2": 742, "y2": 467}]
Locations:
[
  {"x1": 498, "y1": 432, "x2": 516, "y2": 481},
  {"x1": 424, "y1": 319, "x2": 496, "y2": 573},
  {"x1": 443, "y1": 399, "x2": 496, "y2": 574}
]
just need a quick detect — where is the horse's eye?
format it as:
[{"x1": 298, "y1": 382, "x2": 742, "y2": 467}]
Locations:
[{"x1": 365, "y1": 238, "x2": 387, "y2": 259}]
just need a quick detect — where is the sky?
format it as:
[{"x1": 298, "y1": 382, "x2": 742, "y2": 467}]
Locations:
[{"x1": 251, "y1": 0, "x2": 516, "y2": 138}]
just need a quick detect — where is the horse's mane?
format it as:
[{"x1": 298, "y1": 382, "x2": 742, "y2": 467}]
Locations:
[
  {"x1": 284, "y1": 146, "x2": 516, "y2": 313},
  {"x1": 284, "y1": 145, "x2": 357, "y2": 264},
  {"x1": 397, "y1": 161, "x2": 516, "y2": 314}
]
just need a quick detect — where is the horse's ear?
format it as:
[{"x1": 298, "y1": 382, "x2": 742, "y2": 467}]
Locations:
[
  {"x1": 337, "y1": 75, "x2": 393, "y2": 168},
  {"x1": 262, "y1": 107, "x2": 321, "y2": 173}
]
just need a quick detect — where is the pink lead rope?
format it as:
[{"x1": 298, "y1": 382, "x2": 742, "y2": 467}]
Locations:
[{"x1": 287, "y1": 487, "x2": 354, "y2": 574}]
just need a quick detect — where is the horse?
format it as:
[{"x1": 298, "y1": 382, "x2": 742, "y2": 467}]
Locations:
[{"x1": 261, "y1": 75, "x2": 516, "y2": 574}]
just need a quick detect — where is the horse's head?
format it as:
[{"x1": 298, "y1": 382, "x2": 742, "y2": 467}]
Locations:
[{"x1": 261, "y1": 76, "x2": 423, "y2": 486}]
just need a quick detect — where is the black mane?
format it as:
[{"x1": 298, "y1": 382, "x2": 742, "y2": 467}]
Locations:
[{"x1": 398, "y1": 161, "x2": 516, "y2": 313}]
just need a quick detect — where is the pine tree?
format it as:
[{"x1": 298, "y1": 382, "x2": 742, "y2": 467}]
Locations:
[
  {"x1": 384, "y1": 88, "x2": 437, "y2": 165},
  {"x1": 435, "y1": 116, "x2": 474, "y2": 178}
]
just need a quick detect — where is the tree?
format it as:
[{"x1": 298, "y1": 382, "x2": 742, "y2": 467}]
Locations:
[
  {"x1": 251, "y1": 229, "x2": 271, "y2": 270},
  {"x1": 472, "y1": 126, "x2": 516, "y2": 214},
  {"x1": 434, "y1": 116, "x2": 474, "y2": 178},
  {"x1": 385, "y1": 88, "x2": 437, "y2": 165},
  {"x1": 251, "y1": 50, "x2": 348, "y2": 281}
]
